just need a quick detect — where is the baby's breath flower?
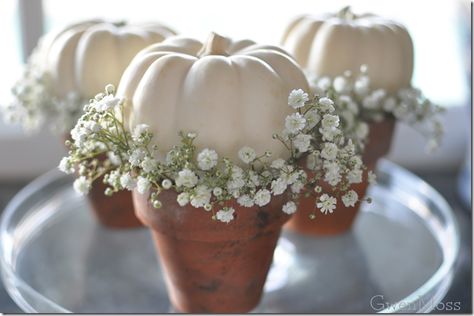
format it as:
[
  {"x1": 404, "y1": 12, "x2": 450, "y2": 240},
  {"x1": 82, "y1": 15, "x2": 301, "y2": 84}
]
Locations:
[
  {"x1": 285, "y1": 112, "x2": 306, "y2": 134},
  {"x1": 282, "y1": 201, "x2": 297, "y2": 215},
  {"x1": 271, "y1": 177, "x2": 287, "y2": 195},
  {"x1": 141, "y1": 157, "x2": 157, "y2": 173},
  {"x1": 318, "y1": 97, "x2": 335, "y2": 112},
  {"x1": 293, "y1": 134, "x2": 312, "y2": 153},
  {"x1": 347, "y1": 169, "x2": 363, "y2": 184},
  {"x1": 237, "y1": 194, "x2": 254, "y2": 207},
  {"x1": 129, "y1": 148, "x2": 146, "y2": 166},
  {"x1": 271, "y1": 158, "x2": 286, "y2": 169},
  {"x1": 177, "y1": 192, "x2": 190, "y2": 206},
  {"x1": 190, "y1": 185, "x2": 212, "y2": 208},
  {"x1": 254, "y1": 189, "x2": 271, "y2": 207},
  {"x1": 197, "y1": 148, "x2": 218, "y2": 170},
  {"x1": 304, "y1": 109, "x2": 321, "y2": 129},
  {"x1": 216, "y1": 207, "x2": 235, "y2": 223},
  {"x1": 58, "y1": 157, "x2": 75, "y2": 174},
  {"x1": 213, "y1": 187, "x2": 223, "y2": 197},
  {"x1": 137, "y1": 176, "x2": 151, "y2": 194},
  {"x1": 321, "y1": 143, "x2": 339, "y2": 161},
  {"x1": 120, "y1": 172, "x2": 136, "y2": 190},
  {"x1": 317, "y1": 194, "x2": 337, "y2": 214},
  {"x1": 288, "y1": 89, "x2": 309, "y2": 109},
  {"x1": 238, "y1": 146, "x2": 257, "y2": 164},
  {"x1": 176, "y1": 169, "x2": 198, "y2": 188},
  {"x1": 321, "y1": 114, "x2": 340, "y2": 130},
  {"x1": 73, "y1": 176, "x2": 90, "y2": 195},
  {"x1": 132, "y1": 124, "x2": 150, "y2": 142},
  {"x1": 342, "y1": 190, "x2": 358, "y2": 207},
  {"x1": 162, "y1": 179, "x2": 172, "y2": 189}
]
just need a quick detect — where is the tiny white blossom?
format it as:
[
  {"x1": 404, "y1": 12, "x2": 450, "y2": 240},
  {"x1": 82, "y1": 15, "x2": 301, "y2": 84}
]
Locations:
[
  {"x1": 306, "y1": 152, "x2": 321, "y2": 170},
  {"x1": 132, "y1": 124, "x2": 150, "y2": 141},
  {"x1": 288, "y1": 89, "x2": 309, "y2": 109},
  {"x1": 129, "y1": 148, "x2": 146, "y2": 166},
  {"x1": 73, "y1": 176, "x2": 90, "y2": 195},
  {"x1": 141, "y1": 157, "x2": 157, "y2": 173},
  {"x1": 254, "y1": 189, "x2": 271, "y2": 207},
  {"x1": 216, "y1": 207, "x2": 235, "y2": 223},
  {"x1": 342, "y1": 190, "x2": 358, "y2": 207},
  {"x1": 120, "y1": 172, "x2": 136, "y2": 190},
  {"x1": 321, "y1": 114, "x2": 340, "y2": 130},
  {"x1": 271, "y1": 178, "x2": 287, "y2": 195},
  {"x1": 237, "y1": 195, "x2": 254, "y2": 207},
  {"x1": 107, "y1": 152, "x2": 122, "y2": 166},
  {"x1": 238, "y1": 146, "x2": 257, "y2": 164},
  {"x1": 317, "y1": 194, "x2": 337, "y2": 214},
  {"x1": 137, "y1": 176, "x2": 151, "y2": 194},
  {"x1": 176, "y1": 169, "x2": 198, "y2": 188},
  {"x1": 304, "y1": 109, "x2": 321, "y2": 129},
  {"x1": 282, "y1": 201, "x2": 297, "y2": 214},
  {"x1": 318, "y1": 97, "x2": 335, "y2": 112},
  {"x1": 324, "y1": 161, "x2": 341, "y2": 186},
  {"x1": 354, "y1": 76, "x2": 370, "y2": 96},
  {"x1": 291, "y1": 180, "x2": 305, "y2": 194},
  {"x1": 58, "y1": 157, "x2": 74, "y2": 174},
  {"x1": 321, "y1": 143, "x2": 339, "y2": 161},
  {"x1": 190, "y1": 185, "x2": 212, "y2": 208},
  {"x1": 197, "y1": 148, "x2": 218, "y2": 170},
  {"x1": 94, "y1": 94, "x2": 122, "y2": 112},
  {"x1": 213, "y1": 187, "x2": 223, "y2": 197},
  {"x1": 177, "y1": 192, "x2": 190, "y2": 206},
  {"x1": 347, "y1": 169, "x2": 363, "y2": 184},
  {"x1": 293, "y1": 134, "x2": 312, "y2": 153},
  {"x1": 355, "y1": 122, "x2": 369, "y2": 140},
  {"x1": 285, "y1": 113, "x2": 306, "y2": 134},
  {"x1": 162, "y1": 179, "x2": 172, "y2": 189},
  {"x1": 271, "y1": 158, "x2": 286, "y2": 169}
]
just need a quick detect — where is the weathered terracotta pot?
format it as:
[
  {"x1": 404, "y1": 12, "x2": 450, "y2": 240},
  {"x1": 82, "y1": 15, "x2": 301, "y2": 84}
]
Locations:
[
  {"x1": 133, "y1": 189, "x2": 290, "y2": 313},
  {"x1": 62, "y1": 134, "x2": 142, "y2": 228},
  {"x1": 285, "y1": 118, "x2": 396, "y2": 236}
]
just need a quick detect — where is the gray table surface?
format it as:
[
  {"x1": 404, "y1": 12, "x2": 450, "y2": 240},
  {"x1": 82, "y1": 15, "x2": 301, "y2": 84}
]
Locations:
[{"x1": 0, "y1": 170, "x2": 471, "y2": 314}]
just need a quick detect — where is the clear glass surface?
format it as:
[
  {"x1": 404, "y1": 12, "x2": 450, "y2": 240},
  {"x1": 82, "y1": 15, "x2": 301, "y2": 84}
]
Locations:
[{"x1": 0, "y1": 160, "x2": 460, "y2": 313}]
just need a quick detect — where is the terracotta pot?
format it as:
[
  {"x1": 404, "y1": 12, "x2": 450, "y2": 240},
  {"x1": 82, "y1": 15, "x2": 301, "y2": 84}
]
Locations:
[
  {"x1": 88, "y1": 177, "x2": 143, "y2": 228},
  {"x1": 285, "y1": 118, "x2": 396, "y2": 236},
  {"x1": 62, "y1": 134, "x2": 142, "y2": 229},
  {"x1": 133, "y1": 190, "x2": 291, "y2": 313}
]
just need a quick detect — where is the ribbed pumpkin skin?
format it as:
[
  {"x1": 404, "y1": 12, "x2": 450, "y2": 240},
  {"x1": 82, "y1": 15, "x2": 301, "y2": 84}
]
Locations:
[
  {"x1": 117, "y1": 34, "x2": 309, "y2": 164},
  {"x1": 41, "y1": 20, "x2": 175, "y2": 98},
  {"x1": 282, "y1": 11, "x2": 414, "y2": 93}
]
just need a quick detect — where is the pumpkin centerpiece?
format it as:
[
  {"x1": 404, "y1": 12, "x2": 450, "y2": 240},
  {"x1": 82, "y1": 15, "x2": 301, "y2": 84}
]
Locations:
[
  {"x1": 118, "y1": 33, "x2": 308, "y2": 312},
  {"x1": 281, "y1": 7, "x2": 441, "y2": 235},
  {"x1": 15, "y1": 19, "x2": 176, "y2": 228}
]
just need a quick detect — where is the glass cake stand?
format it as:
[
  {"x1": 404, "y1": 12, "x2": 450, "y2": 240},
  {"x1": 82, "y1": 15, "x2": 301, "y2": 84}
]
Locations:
[{"x1": 0, "y1": 160, "x2": 460, "y2": 313}]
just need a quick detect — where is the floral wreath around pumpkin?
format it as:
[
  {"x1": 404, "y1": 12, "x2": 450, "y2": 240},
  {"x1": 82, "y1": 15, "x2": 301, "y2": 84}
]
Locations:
[
  {"x1": 1, "y1": 41, "x2": 86, "y2": 133},
  {"x1": 307, "y1": 65, "x2": 444, "y2": 153},
  {"x1": 59, "y1": 84, "x2": 371, "y2": 223}
]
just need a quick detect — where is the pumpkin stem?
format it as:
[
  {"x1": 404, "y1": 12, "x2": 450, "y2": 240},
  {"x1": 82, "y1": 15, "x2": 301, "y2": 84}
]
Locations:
[
  {"x1": 337, "y1": 6, "x2": 356, "y2": 20},
  {"x1": 198, "y1": 32, "x2": 230, "y2": 57}
]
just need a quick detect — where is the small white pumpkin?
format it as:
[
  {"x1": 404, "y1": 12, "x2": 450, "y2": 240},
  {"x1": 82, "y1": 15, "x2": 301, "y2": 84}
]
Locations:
[
  {"x1": 41, "y1": 20, "x2": 176, "y2": 98},
  {"x1": 282, "y1": 7, "x2": 414, "y2": 92},
  {"x1": 117, "y1": 33, "x2": 309, "y2": 163}
]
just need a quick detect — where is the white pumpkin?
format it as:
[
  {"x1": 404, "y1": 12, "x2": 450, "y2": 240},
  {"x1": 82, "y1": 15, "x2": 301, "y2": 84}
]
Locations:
[
  {"x1": 117, "y1": 33, "x2": 309, "y2": 163},
  {"x1": 282, "y1": 7, "x2": 414, "y2": 93},
  {"x1": 41, "y1": 20, "x2": 175, "y2": 98}
]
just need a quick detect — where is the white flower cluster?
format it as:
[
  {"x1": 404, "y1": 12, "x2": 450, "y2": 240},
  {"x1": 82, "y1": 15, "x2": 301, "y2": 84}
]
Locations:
[
  {"x1": 307, "y1": 66, "x2": 444, "y2": 152},
  {"x1": 0, "y1": 42, "x2": 85, "y2": 134},
  {"x1": 60, "y1": 85, "x2": 368, "y2": 223}
]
